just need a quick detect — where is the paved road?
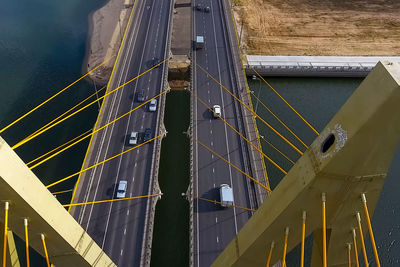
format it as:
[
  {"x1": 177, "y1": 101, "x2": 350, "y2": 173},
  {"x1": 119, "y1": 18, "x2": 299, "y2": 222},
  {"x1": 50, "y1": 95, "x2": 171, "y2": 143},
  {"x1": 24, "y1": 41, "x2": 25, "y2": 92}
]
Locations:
[
  {"x1": 192, "y1": 0, "x2": 258, "y2": 266},
  {"x1": 70, "y1": 0, "x2": 172, "y2": 266}
]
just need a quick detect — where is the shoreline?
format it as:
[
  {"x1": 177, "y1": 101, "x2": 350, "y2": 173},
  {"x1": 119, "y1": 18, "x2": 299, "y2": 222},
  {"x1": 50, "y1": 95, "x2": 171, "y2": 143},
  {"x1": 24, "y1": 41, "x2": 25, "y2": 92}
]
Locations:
[{"x1": 82, "y1": 0, "x2": 133, "y2": 86}]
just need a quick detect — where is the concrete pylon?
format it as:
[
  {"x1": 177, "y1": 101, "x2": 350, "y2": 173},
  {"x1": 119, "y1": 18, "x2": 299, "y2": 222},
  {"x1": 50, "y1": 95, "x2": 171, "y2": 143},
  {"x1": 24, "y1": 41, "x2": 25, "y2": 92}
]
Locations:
[
  {"x1": 212, "y1": 61, "x2": 400, "y2": 267},
  {"x1": 0, "y1": 137, "x2": 115, "y2": 266}
]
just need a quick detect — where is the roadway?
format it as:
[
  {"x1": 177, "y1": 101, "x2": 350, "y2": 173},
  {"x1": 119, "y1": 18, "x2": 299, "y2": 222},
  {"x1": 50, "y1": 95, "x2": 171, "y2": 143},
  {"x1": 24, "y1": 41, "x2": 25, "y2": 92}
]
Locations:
[
  {"x1": 192, "y1": 0, "x2": 259, "y2": 266},
  {"x1": 70, "y1": 0, "x2": 172, "y2": 266}
]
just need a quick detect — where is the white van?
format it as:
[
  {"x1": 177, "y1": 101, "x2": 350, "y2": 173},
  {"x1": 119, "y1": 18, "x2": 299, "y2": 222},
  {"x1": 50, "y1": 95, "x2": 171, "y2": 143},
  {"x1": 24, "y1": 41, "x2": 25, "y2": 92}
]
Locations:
[
  {"x1": 213, "y1": 105, "x2": 221, "y2": 118},
  {"x1": 219, "y1": 184, "x2": 233, "y2": 207},
  {"x1": 116, "y1": 180, "x2": 128, "y2": 198}
]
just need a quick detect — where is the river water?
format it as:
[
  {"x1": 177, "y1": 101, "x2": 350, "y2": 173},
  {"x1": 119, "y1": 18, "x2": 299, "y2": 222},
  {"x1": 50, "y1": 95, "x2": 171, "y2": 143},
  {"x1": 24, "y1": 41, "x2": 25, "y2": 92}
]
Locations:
[
  {"x1": 0, "y1": 0, "x2": 106, "y2": 264},
  {"x1": 0, "y1": 0, "x2": 398, "y2": 265}
]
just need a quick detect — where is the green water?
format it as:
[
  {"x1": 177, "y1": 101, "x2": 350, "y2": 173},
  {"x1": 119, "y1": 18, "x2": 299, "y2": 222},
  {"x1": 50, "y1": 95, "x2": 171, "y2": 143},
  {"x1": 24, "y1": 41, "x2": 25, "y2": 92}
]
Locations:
[
  {"x1": 151, "y1": 90, "x2": 190, "y2": 267},
  {"x1": 248, "y1": 76, "x2": 400, "y2": 266}
]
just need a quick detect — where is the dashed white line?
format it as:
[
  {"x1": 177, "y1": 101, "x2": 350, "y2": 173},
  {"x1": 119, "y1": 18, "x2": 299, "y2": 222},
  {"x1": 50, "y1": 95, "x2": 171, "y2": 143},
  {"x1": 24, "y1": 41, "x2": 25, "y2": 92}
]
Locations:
[
  {"x1": 215, "y1": 217, "x2": 218, "y2": 223},
  {"x1": 212, "y1": 168, "x2": 215, "y2": 173},
  {"x1": 216, "y1": 236, "x2": 219, "y2": 243},
  {"x1": 127, "y1": 209, "x2": 130, "y2": 216},
  {"x1": 210, "y1": 130, "x2": 213, "y2": 134},
  {"x1": 211, "y1": 141, "x2": 213, "y2": 146},
  {"x1": 124, "y1": 228, "x2": 127, "y2": 235},
  {"x1": 120, "y1": 249, "x2": 123, "y2": 256},
  {"x1": 134, "y1": 162, "x2": 137, "y2": 167},
  {"x1": 211, "y1": 154, "x2": 214, "y2": 159}
]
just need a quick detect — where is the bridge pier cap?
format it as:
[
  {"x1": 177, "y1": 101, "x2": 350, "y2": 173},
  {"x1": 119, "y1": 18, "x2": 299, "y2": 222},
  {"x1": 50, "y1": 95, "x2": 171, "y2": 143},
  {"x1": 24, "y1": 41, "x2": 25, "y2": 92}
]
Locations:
[{"x1": 211, "y1": 61, "x2": 400, "y2": 267}]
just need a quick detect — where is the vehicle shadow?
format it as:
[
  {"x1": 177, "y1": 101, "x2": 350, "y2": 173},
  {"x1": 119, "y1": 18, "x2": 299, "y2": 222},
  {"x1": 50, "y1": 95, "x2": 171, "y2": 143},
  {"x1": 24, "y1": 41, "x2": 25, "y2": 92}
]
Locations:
[{"x1": 196, "y1": 187, "x2": 221, "y2": 213}]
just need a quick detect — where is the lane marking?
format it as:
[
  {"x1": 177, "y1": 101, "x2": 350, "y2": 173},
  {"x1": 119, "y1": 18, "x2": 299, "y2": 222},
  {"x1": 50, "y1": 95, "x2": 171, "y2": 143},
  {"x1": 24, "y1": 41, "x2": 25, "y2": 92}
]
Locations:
[
  {"x1": 216, "y1": 236, "x2": 219, "y2": 243},
  {"x1": 124, "y1": 228, "x2": 127, "y2": 235}
]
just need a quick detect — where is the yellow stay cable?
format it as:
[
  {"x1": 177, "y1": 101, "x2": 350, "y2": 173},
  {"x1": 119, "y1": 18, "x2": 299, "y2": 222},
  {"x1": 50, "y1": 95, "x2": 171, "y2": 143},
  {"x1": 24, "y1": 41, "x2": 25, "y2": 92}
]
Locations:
[
  {"x1": 251, "y1": 91, "x2": 308, "y2": 150},
  {"x1": 197, "y1": 63, "x2": 303, "y2": 156},
  {"x1": 300, "y1": 211, "x2": 306, "y2": 267},
  {"x1": 46, "y1": 133, "x2": 163, "y2": 189},
  {"x1": 282, "y1": 227, "x2": 289, "y2": 267},
  {"x1": 12, "y1": 58, "x2": 168, "y2": 150},
  {"x1": 352, "y1": 228, "x2": 360, "y2": 267},
  {"x1": 194, "y1": 91, "x2": 286, "y2": 177},
  {"x1": 322, "y1": 193, "x2": 327, "y2": 267},
  {"x1": 356, "y1": 212, "x2": 369, "y2": 267},
  {"x1": 361, "y1": 194, "x2": 381, "y2": 267},
  {"x1": 259, "y1": 135, "x2": 295, "y2": 165},
  {"x1": 51, "y1": 189, "x2": 73, "y2": 195},
  {"x1": 196, "y1": 197, "x2": 256, "y2": 212},
  {"x1": 29, "y1": 90, "x2": 167, "y2": 169},
  {"x1": 0, "y1": 57, "x2": 114, "y2": 134},
  {"x1": 2, "y1": 202, "x2": 9, "y2": 267},
  {"x1": 26, "y1": 129, "x2": 92, "y2": 167},
  {"x1": 40, "y1": 234, "x2": 50, "y2": 267},
  {"x1": 23, "y1": 86, "x2": 105, "y2": 142},
  {"x1": 347, "y1": 243, "x2": 352, "y2": 267},
  {"x1": 62, "y1": 194, "x2": 160, "y2": 207},
  {"x1": 251, "y1": 67, "x2": 319, "y2": 136},
  {"x1": 194, "y1": 137, "x2": 271, "y2": 192},
  {"x1": 266, "y1": 241, "x2": 274, "y2": 267},
  {"x1": 24, "y1": 219, "x2": 30, "y2": 267}
]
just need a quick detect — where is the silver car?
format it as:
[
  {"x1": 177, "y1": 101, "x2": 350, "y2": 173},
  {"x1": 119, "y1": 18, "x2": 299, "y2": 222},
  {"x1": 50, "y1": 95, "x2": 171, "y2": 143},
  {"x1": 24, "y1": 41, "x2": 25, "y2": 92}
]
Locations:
[
  {"x1": 149, "y1": 99, "x2": 157, "y2": 112},
  {"x1": 116, "y1": 180, "x2": 127, "y2": 198},
  {"x1": 128, "y1": 131, "x2": 138, "y2": 145}
]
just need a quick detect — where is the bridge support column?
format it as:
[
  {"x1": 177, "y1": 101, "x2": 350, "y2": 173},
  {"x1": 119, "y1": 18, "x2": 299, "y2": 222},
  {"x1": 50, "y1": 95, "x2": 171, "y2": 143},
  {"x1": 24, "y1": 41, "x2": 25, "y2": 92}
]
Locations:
[
  {"x1": 211, "y1": 61, "x2": 400, "y2": 267},
  {"x1": 0, "y1": 137, "x2": 115, "y2": 267}
]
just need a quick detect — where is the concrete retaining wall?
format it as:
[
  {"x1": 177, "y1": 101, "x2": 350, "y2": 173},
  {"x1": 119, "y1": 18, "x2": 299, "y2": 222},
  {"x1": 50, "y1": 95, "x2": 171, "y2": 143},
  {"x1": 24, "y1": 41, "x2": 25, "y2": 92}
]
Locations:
[{"x1": 246, "y1": 55, "x2": 400, "y2": 77}]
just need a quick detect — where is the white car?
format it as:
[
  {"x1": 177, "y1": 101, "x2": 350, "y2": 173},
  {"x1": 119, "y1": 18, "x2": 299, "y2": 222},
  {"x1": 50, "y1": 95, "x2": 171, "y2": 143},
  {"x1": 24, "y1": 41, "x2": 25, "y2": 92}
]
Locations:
[
  {"x1": 116, "y1": 180, "x2": 127, "y2": 198},
  {"x1": 128, "y1": 131, "x2": 138, "y2": 145},
  {"x1": 213, "y1": 105, "x2": 221, "y2": 118},
  {"x1": 149, "y1": 99, "x2": 157, "y2": 112}
]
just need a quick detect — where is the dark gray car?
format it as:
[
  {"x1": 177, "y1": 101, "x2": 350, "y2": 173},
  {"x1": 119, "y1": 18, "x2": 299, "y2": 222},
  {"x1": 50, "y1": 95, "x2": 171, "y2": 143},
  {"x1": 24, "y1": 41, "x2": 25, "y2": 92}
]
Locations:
[
  {"x1": 143, "y1": 128, "x2": 152, "y2": 142},
  {"x1": 137, "y1": 89, "x2": 145, "y2": 102}
]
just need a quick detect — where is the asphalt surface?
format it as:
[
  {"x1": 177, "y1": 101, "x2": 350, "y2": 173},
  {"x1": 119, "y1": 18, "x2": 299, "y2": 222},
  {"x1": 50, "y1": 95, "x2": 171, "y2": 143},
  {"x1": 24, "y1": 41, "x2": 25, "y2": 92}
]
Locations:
[
  {"x1": 70, "y1": 0, "x2": 172, "y2": 266},
  {"x1": 192, "y1": 0, "x2": 256, "y2": 266}
]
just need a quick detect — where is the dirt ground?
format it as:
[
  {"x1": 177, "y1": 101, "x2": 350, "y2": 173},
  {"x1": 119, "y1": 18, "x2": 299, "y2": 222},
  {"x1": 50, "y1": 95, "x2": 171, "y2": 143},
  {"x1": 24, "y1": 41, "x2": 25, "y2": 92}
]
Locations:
[{"x1": 233, "y1": 0, "x2": 400, "y2": 56}]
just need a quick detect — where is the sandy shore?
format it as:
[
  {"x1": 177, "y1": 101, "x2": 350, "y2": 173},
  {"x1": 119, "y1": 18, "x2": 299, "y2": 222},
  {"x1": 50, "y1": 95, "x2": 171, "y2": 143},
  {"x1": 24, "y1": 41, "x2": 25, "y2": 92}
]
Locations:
[
  {"x1": 83, "y1": 0, "x2": 134, "y2": 85},
  {"x1": 233, "y1": 0, "x2": 400, "y2": 57}
]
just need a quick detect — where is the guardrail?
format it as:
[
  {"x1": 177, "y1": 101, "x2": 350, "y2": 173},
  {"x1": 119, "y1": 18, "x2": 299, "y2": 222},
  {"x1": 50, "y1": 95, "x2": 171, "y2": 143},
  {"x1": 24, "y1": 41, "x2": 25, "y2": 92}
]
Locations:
[
  {"x1": 140, "y1": 0, "x2": 174, "y2": 266},
  {"x1": 246, "y1": 55, "x2": 400, "y2": 77},
  {"x1": 221, "y1": 0, "x2": 269, "y2": 205}
]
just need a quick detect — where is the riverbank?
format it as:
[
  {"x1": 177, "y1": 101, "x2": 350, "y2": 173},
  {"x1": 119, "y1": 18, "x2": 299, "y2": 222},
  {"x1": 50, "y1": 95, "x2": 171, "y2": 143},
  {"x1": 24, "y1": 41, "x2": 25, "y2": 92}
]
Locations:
[
  {"x1": 232, "y1": 0, "x2": 400, "y2": 56},
  {"x1": 83, "y1": 0, "x2": 133, "y2": 85}
]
